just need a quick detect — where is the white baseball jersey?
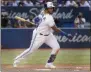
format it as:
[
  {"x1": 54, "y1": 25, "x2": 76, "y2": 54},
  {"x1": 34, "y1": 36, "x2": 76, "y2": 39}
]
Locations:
[{"x1": 35, "y1": 11, "x2": 55, "y2": 35}]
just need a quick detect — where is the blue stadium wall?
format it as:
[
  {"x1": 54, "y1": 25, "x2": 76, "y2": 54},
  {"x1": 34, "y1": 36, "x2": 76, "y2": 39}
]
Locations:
[{"x1": 1, "y1": 29, "x2": 91, "y2": 49}]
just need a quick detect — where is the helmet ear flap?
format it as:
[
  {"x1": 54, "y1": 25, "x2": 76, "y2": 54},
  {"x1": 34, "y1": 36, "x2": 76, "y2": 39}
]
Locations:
[
  {"x1": 44, "y1": 3, "x2": 47, "y2": 9},
  {"x1": 53, "y1": 7, "x2": 56, "y2": 11}
]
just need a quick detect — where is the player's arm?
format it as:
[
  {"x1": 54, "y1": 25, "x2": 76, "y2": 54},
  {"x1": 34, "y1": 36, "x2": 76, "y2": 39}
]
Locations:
[
  {"x1": 51, "y1": 25, "x2": 67, "y2": 36},
  {"x1": 51, "y1": 25, "x2": 72, "y2": 39},
  {"x1": 48, "y1": 17, "x2": 61, "y2": 33},
  {"x1": 48, "y1": 16, "x2": 72, "y2": 39},
  {"x1": 51, "y1": 25, "x2": 61, "y2": 33}
]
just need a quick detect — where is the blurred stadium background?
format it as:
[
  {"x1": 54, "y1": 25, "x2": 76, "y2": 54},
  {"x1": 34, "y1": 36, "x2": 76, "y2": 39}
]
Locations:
[{"x1": 1, "y1": 0, "x2": 91, "y2": 72}]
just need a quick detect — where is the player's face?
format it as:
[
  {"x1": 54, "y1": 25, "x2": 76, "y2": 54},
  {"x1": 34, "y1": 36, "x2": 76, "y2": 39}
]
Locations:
[{"x1": 47, "y1": 8, "x2": 54, "y2": 14}]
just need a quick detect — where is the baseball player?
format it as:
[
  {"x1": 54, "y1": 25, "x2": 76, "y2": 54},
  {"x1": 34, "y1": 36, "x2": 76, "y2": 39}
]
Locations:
[{"x1": 13, "y1": 2, "x2": 72, "y2": 68}]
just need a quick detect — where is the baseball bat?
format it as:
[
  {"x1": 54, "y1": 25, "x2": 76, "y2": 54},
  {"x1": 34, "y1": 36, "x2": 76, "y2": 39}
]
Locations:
[{"x1": 15, "y1": 16, "x2": 35, "y2": 25}]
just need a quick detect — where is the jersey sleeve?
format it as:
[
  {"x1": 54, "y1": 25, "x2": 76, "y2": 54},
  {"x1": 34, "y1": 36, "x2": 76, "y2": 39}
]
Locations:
[
  {"x1": 82, "y1": 18, "x2": 86, "y2": 23},
  {"x1": 47, "y1": 15, "x2": 55, "y2": 27}
]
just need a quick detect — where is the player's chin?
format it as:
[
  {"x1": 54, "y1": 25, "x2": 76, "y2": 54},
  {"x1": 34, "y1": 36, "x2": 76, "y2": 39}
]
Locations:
[{"x1": 49, "y1": 12, "x2": 53, "y2": 14}]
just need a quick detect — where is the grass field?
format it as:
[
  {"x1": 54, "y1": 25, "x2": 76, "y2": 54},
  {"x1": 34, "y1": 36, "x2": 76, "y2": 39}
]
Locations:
[{"x1": 1, "y1": 48, "x2": 90, "y2": 72}]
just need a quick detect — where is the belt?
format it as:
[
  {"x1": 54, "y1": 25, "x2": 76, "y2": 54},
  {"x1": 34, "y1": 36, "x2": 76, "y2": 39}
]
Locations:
[{"x1": 40, "y1": 33, "x2": 49, "y2": 36}]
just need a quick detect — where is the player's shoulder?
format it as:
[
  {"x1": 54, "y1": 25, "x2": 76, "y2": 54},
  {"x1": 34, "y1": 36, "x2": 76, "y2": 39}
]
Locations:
[
  {"x1": 46, "y1": 14, "x2": 54, "y2": 20},
  {"x1": 46, "y1": 14, "x2": 52, "y2": 17}
]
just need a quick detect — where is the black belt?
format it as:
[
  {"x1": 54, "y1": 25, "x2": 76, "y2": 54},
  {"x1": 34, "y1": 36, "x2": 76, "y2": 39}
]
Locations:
[{"x1": 40, "y1": 33, "x2": 49, "y2": 36}]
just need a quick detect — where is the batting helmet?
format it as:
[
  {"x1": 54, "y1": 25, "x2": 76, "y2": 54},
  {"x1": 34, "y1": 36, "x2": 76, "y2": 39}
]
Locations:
[{"x1": 44, "y1": 2, "x2": 55, "y2": 9}]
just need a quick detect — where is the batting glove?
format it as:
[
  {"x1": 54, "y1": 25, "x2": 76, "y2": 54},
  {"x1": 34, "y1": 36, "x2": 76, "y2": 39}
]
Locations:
[
  {"x1": 33, "y1": 17, "x2": 41, "y2": 24},
  {"x1": 60, "y1": 31, "x2": 73, "y2": 39}
]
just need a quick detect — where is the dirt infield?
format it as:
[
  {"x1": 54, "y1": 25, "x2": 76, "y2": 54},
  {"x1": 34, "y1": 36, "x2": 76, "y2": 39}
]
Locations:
[{"x1": 2, "y1": 64, "x2": 90, "y2": 72}]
